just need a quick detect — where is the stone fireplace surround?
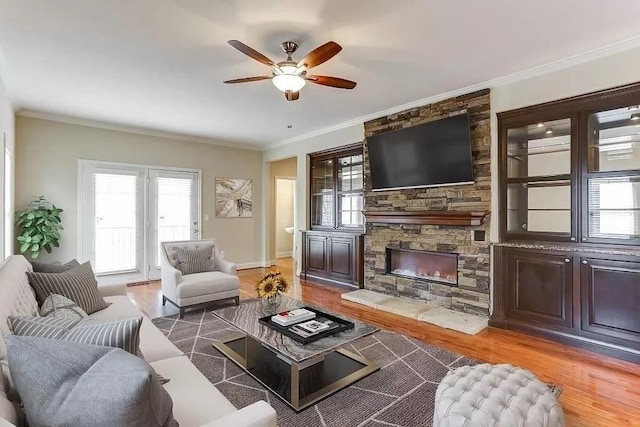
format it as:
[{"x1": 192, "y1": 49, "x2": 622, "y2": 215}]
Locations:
[{"x1": 362, "y1": 89, "x2": 491, "y2": 317}]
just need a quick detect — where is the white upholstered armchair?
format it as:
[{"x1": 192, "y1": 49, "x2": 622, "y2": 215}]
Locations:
[{"x1": 160, "y1": 240, "x2": 240, "y2": 318}]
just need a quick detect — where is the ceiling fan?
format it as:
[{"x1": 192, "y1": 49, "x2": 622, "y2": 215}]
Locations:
[{"x1": 224, "y1": 40, "x2": 357, "y2": 101}]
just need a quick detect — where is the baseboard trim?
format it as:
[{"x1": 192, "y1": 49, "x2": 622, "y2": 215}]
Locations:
[
  {"x1": 276, "y1": 251, "x2": 293, "y2": 258},
  {"x1": 237, "y1": 260, "x2": 275, "y2": 270}
]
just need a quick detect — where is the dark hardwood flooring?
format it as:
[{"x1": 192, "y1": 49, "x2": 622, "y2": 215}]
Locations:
[{"x1": 127, "y1": 258, "x2": 640, "y2": 426}]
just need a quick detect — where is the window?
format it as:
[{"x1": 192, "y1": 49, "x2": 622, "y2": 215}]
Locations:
[{"x1": 310, "y1": 145, "x2": 364, "y2": 231}]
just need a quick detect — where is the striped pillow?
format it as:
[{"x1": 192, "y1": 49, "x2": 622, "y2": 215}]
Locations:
[
  {"x1": 40, "y1": 294, "x2": 88, "y2": 320},
  {"x1": 9, "y1": 316, "x2": 142, "y2": 355},
  {"x1": 175, "y1": 246, "x2": 214, "y2": 275},
  {"x1": 27, "y1": 262, "x2": 109, "y2": 314}
]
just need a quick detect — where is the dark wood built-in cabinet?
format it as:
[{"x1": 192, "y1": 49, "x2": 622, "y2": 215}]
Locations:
[
  {"x1": 493, "y1": 82, "x2": 640, "y2": 363},
  {"x1": 302, "y1": 230, "x2": 364, "y2": 287},
  {"x1": 303, "y1": 143, "x2": 365, "y2": 288}
]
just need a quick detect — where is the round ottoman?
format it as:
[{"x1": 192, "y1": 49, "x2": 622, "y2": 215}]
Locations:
[{"x1": 433, "y1": 364, "x2": 564, "y2": 427}]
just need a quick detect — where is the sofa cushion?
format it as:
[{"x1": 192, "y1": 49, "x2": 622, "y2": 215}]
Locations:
[
  {"x1": 0, "y1": 256, "x2": 39, "y2": 368},
  {"x1": 9, "y1": 316, "x2": 143, "y2": 355},
  {"x1": 27, "y1": 262, "x2": 109, "y2": 314},
  {"x1": 30, "y1": 258, "x2": 80, "y2": 273},
  {"x1": 40, "y1": 294, "x2": 88, "y2": 319},
  {"x1": 91, "y1": 296, "x2": 183, "y2": 363},
  {"x1": 175, "y1": 246, "x2": 215, "y2": 275},
  {"x1": 177, "y1": 271, "x2": 240, "y2": 299},
  {"x1": 150, "y1": 355, "x2": 236, "y2": 426},
  {"x1": 7, "y1": 336, "x2": 178, "y2": 427}
]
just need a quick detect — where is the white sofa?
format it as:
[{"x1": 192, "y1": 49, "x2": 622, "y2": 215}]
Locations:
[
  {"x1": 161, "y1": 240, "x2": 240, "y2": 319},
  {"x1": 0, "y1": 255, "x2": 277, "y2": 427}
]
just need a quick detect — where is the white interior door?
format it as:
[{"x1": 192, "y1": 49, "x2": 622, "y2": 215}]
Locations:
[
  {"x1": 148, "y1": 169, "x2": 200, "y2": 279},
  {"x1": 81, "y1": 164, "x2": 146, "y2": 282}
]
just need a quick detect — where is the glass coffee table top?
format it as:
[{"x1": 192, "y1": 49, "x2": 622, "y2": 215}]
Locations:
[
  {"x1": 211, "y1": 296, "x2": 380, "y2": 411},
  {"x1": 212, "y1": 295, "x2": 378, "y2": 363}
]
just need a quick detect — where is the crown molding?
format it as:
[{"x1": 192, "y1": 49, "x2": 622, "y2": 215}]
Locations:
[
  {"x1": 266, "y1": 35, "x2": 640, "y2": 151},
  {"x1": 15, "y1": 109, "x2": 263, "y2": 151}
]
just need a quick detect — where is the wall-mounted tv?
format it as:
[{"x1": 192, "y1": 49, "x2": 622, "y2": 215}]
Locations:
[{"x1": 367, "y1": 113, "x2": 474, "y2": 191}]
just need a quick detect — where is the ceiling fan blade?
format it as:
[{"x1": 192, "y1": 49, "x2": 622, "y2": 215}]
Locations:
[
  {"x1": 297, "y1": 41, "x2": 342, "y2": 69},
  {"x1": 223, "y1": 76, "x2": 272, "y2": 84},
  {"x1": 285, "y1": 91, "x2": 300, "y2": 101},
  {"x1": 307, "y1": 75, "x2": 357, "y2": 89},
  {"x1": 227, "y1": 40, "x2": 275, "y2": 66}
]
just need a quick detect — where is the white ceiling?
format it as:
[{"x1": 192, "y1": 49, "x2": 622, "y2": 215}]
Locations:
[{"x1": 2, "y1": 0, "x2": 640, "y2": 149}]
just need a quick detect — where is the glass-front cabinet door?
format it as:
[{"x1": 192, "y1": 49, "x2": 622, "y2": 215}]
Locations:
[
  {"x1": 337, "y1": 153, "x2": 364, "y2": 228},
  {"x1": 503, "y1": 117, "x2": 576, "y2": 241},
  {"x1": 311, "y1": 159, "x2": 334, "y2": 228},
  {"x1": 309, "y1": 145, "x2": 365, "y2": 231},
  {"x1": 584, "y1": 105, "x2": 640, "y2": 243}
]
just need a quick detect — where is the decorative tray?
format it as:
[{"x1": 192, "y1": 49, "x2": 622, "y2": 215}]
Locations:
[{"x1": 258, "y1": 306, "x2": 355, "y2": 345}]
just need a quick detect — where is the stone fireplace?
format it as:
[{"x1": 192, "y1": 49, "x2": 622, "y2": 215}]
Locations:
[{"x1": 362, "y1": 89, "x2": 491, "y2": 316}]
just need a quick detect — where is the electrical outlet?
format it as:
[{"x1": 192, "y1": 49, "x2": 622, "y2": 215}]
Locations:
[
  {"x1": 220, "y1": 251, "x2": 226, "y2": 258},
  {"x1": 204, "y1": 213, "x2": 210, "y2": 221}
]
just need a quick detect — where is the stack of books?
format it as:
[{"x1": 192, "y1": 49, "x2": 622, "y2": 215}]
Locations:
[
  {"x1": 271, "y1": 308, "x2": 316, "y2": 326},
  {"x1": 289, "y1": 319, "x2": 339, "y2": 338}
]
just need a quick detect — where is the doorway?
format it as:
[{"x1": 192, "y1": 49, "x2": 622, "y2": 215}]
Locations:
[
  {"x1": 79, "y1": 160, "x2": 201, "y2": 283},
  {"x1": 275, "y1": 177, "x2": 296, "y2": 259}
]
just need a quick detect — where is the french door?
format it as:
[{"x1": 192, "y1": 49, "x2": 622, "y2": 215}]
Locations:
[{"x1": 80, "y1": 161, "x2": 200, "y2": 282}]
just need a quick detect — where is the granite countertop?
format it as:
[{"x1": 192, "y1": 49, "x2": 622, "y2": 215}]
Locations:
[{"x1": 491, "y1": 241, "x2": 640, "y2": 257}]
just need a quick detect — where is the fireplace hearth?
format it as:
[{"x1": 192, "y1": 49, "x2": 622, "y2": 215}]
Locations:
[{"x1": 385, "y1": 246, "x2": 458, "y2": 286}]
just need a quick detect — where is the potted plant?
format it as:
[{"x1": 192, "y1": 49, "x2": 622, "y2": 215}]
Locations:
[{"x1": 16, "y1": 196, "x2": 63, "y2": 259}]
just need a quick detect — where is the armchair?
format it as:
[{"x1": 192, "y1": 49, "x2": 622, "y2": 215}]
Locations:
[{"x1": 161, "y1": 240, "x2": 240, "y2": 318}]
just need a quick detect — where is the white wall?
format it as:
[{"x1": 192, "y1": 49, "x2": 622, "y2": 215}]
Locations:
[
  {"x1": 263, "y1": 124, "x2": 364, "y2": 274},
  {"x1": 15, "y1": 116, "x2": 263, "y2": 267},
  {"x1": 275, "y1": 178, "x2": 295, "y2": 257},
  {"x1": 0, "y1": 78, "x2": 14, "y2": 260}
]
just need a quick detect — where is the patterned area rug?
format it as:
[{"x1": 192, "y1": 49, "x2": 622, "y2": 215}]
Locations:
[{"x1": 151, "y1": 308, "x2": 561, "y2": 427}]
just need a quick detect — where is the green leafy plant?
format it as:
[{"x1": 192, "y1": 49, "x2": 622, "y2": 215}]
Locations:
[{"x1": 16, "y1": 196, "x2": 63, "y2": 259}]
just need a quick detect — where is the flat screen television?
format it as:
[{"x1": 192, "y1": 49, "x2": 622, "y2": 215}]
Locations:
[{"x1": 367, "y1": 113, "x2": 474, "y2": 191}]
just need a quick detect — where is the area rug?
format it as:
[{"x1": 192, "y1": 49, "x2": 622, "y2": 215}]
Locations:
[{"x1": 152, "y1": 308, "x2": 561, "y2": 427}]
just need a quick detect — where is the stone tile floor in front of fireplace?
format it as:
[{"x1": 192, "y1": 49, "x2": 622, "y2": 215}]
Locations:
[{"x1": 341, "y1": 289, "x2": 487, "y2": 335}]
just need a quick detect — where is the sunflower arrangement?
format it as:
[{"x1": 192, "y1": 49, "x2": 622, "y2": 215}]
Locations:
[{"x1": 256, "y1": 270, "x2": 290, "y2": 299}]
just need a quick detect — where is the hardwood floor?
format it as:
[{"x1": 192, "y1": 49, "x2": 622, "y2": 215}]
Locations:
[{"x1": 128, "y1": 258, "x2": 640, "y2": 427}]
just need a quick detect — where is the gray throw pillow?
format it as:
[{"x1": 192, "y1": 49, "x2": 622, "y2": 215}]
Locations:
[
  {"x1": 40, "y1": 294, "x2": 88, "y2": 319},
  {"x1": 30, "y1": 258, "x2": 80, "y2": 273},
  {"x1": 9, "y1": 316, "x2": 142, "y2": 355},
  {"x1": 6, "y1": 336, "x2": 177, "y2": 427},
  {"x1": 175, "y1": 245, "x2": 214, "y2": 275},
  {"x1": 27, "y1": 262, "x2": 109, "y2": 314}
]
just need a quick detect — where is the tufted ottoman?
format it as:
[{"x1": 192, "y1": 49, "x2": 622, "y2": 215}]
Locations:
[{"x1": 433, "y1": 364, "x2": 564, "y2": 427}]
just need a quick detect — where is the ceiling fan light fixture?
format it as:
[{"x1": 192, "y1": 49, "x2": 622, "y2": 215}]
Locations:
[{"x1": 272, "y1": 73, "x2": 306, "y2": 92}]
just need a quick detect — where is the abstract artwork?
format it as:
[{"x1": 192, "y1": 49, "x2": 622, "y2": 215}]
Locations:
[{"x1": 215, "y1": 178, "x2": 252, "y2": 217}]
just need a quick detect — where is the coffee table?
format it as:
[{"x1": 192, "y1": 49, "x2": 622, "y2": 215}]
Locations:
[{"x1": 211, "y1": 296, "x2": 380, "y2": 411}]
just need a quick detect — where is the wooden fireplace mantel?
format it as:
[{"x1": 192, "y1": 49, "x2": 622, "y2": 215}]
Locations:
[{"x1": 362, "y1": 210, "x2": 489, "y2": 226}]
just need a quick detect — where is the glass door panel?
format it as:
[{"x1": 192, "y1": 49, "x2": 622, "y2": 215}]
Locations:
[
  {"x1": 87, "y1": 167, "x2": 145, "y2": 279},
  {"x1": 507, "y1": 181, "x2": 571, "y2": 234},
  {"x1": 506, "y1": 118, "x2": 572, "y2": 179},
  {"x1": 588, "y1": 106, "x2": 640, "y2": 172},
  {"x1": 311, "y1": 159, "x2": 334, "y2": 193},
  {"x1": 311, "y1": 194, "x2": 334, "y2": 228},
  {"x1": 338, "y1": 193, "x2": 364, "y2": 228},
  {"x1": 587, "y1": 176, "x2": 640, "y2": 239},
  {"x1": 149, "y1": 170, "x2": 200, "y2": 279}
]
